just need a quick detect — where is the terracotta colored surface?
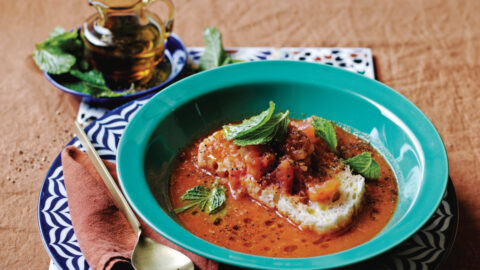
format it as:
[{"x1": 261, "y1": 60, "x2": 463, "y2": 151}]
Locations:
[{"x1": 0, "y1": 0, "x2": 479, "y2": 269}]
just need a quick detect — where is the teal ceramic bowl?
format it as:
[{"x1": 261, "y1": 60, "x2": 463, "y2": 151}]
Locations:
[{"x1": 117, "y1": 61, "x2": 448, "y2": 269}]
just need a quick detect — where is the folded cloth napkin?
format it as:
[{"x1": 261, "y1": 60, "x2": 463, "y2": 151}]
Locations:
[{"x1": 61, "y1": 146, "x2": 219, "y2": 270}]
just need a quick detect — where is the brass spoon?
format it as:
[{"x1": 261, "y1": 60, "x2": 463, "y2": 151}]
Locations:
[{"x1": 73, "y1": 122, "x2": 194, "y2": 270}]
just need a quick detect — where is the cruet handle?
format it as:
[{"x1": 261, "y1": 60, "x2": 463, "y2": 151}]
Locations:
[{"x1": 144, "y1": 0, "x2": 175, "y2": 39}]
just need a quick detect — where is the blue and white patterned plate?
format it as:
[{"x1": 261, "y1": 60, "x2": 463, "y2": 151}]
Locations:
[
  {"x1": 39, "y1": 48, "x2": 458, "y2": 269},
  {"x1": 38, "y1": 94, "x2": 458, "y2": 270},
  {"x1": 44, "y1": 33, "x2": 187, "y2": 104}
]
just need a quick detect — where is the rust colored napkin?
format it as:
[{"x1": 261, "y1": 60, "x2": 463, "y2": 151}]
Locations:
[{"x1": 61, "y1": 146, "x2": 219, "y2": 270}]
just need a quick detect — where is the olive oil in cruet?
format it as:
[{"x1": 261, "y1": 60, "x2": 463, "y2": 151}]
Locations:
[{"x1": 81, "y1": 0, "x2": 174, "y2": 89}]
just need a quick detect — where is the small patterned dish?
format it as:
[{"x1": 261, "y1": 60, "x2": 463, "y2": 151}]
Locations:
[{"x1": 43, "y1": 33, "x2": 187, "y2": 104}]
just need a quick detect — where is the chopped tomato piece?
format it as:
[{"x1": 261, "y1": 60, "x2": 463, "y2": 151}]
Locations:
[
  {"x1": 307, "y1": 178, "x2": 340, "y2": 202},
  {"x1": 300, "y1": 124, "x2": 316, "y2": 141},
  {"x1": 290, "y1": 119, "x2": 317, "y2": 142},
  {"x1": 275, "y1": 159, "x2": 294, "y2": 194}
]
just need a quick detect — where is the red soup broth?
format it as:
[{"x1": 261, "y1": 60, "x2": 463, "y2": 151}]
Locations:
[{"x1": 169, "y1": 125, "x2": 398, "y2": 258}]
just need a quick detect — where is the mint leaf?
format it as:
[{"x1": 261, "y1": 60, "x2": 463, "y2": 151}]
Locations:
[
  {"x1": 344, "y1": 152, "x2": 381, "y2": 179},
  {"x1": 222, "y1": 101, "x2": 290, "y2": 146},
  {"x1": 223, "y1": 101, "x2": 275, "y2": 140},
  {"x1": 64, "y1": 70, "x2": 136, "y2": 98},
  {"x1": 175, "y1": 179, "x2": 226, "y2": 214},
  {"x1": 45, "y1": 29, "x2": 80, "y2": 51},
  {"x1": 181, "y1": 185, "x2": 210, "y2": 200},
  {"x1": 48, "y1": 27, "x2": 68, "y2": 39},
  {"x1": 312, "y1": 117, "x2": 338, "y2": 153},
  {"x1": 199, "y1": 27, "x2": 240, "y2": 71},
  {"x1": 207, "y1": 182, "x2": 227, "y2": 213},
  {"x1": 86, "y1": 84, "x2": 134, "y2": 98},
  {"x1": 62, "y1": 82, "x2": 90, "y2": 94},
  {"x1": 33, "y1": 27, "x2": 80, "y2": 74},
  {"x1": 233, "y1": 110, "x2": 290, "y2": 146},
  {"x1": 33, "y1": 46, "x2": 76, "y2": 74},
  {"x1": 70, "y1": 69, "x2": 106, "y2": 86},
  {"x1": 199, "y1": 27, "x2": 225, "y2": 70}
]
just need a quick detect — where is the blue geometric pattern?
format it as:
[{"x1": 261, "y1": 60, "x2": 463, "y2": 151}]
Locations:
[
  {"x1": 39, "y1": 97, "x2": 150, "y2": 270},
  {"x1": 188, "y1": 47, "x2": 375, "y2": 78}
]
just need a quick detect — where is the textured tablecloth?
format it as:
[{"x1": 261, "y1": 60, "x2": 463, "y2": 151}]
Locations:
[{"x1": 1, "y1": 0, "x2": 479, "y2": 269}]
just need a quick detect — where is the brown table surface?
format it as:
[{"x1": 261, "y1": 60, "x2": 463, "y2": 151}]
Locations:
[{"x1": 1, "y1": 0, "x2": 479, "y2": 269}]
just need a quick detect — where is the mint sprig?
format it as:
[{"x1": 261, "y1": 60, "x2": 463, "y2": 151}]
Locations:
[
  {"x1": 233, "y1": 111, "x2": 290, "y2": 146},
  {"x1": 65, "y1": 69, "x2": 136, "y2": 97},
  {"x1": 312, "y1": 117, "x2": 338, "y2": 153},
  {"x1": 223, "y1": 101, "x2": 275, "y2": 140},
  {"x1": 223, "y1": 101, "x2": 290, "y2": 146},
  {"x1": 175, "y1": 179, "x2": 226, "y2": 214},
  {"x1": 33, "y1": 27, "x2": 80, "y2": 74},
  {"x1": 33, "y1": 47, "x2": 76, "y2": 75},
  {"x1": 199, "y1": 27, "x2": 239, "y2": 71},
  {"x1": 344, "y1": 152, "x2": 381, "y2": 179}
]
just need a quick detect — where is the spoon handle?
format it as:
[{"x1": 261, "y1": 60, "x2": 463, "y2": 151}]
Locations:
[{"x1": 73, "y1": 122, "x2": 141, "y2": 235}]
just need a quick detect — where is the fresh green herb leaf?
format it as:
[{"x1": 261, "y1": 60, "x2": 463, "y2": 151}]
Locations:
[
  {"x1": 48, "y1": 27, "x2": 68, "y2": 39},
  {"x1": 222, "y1": 102, "x2": 290, "y2": 146},
  {"x1": 223, "y1": 101, "x2": 276, "y2": 140},
  {"x1": 78, "y1": 59, "x2": 90, "y2": 71},
  {"x1": 70, "y1": 69, "x2": 106, "y2": 86},
  {"x1": 229, "y1": 59, "x2": 244, "y2": 64},
  {"x1": 312, "y1": 117, "x2": 338, "y2": 153},
  {"x1": 33, "y1": 46, "x2": 76, "y2": 74},
  {"x1": 207, "y1": 182, "x2": 227, "y2": 213},
  {"x1": 344, "y1": 152, "x2": 381, "y2": 179},
  {"x1": 64, "y1": 81, "x2": 136, "y2": 98},
  {"x1": 175, "y1": 179, "x2": 226, "y2": 214},
  {"x1": 199, "y1": 27, "x2": 226, "y2": 70},
  {"x1": 64, "y1": 70, "x2": 136, "y2": 98},
  {"x1": 180, "y1": 185, "x2": 210, "y2": 200},
  {"x1": 62, "y1": 81, "x2": 90, "y2": 94},
  {"x1": 233, "y1": 111, "x2": 290, "y2": 146},
  {"x1": 199, "y1": 27, "x2": 240, "y2": 71},
  {"x1": 172, "y1": 201, "x2": 201, "y2": 214},
  {"x1": 44, "y1": 28, "x2": 80, "y2": 50},
  {"x1": 33, "y1": 27, "x2": 80, "y2": 74}
]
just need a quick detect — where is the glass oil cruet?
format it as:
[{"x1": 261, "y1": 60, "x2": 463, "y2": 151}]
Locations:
[{"x1": 81, "y1": 0, "x2": 174, "y2": 89}]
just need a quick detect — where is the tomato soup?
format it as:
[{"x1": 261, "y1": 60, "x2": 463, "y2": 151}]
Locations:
[{"x1": 169, "y1": 121, "x2": 397, "y2": 258}]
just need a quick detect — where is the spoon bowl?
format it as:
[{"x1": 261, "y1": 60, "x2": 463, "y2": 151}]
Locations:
[{"x1": 132, "y1": 235, "x2": 193, "y2": 270}]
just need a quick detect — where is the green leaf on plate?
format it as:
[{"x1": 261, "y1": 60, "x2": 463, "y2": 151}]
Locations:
[
  {"x1": 207, "y1": 181, "x2": 227, "y2": 213},
  {"x1": 175, "y1": 179, "x2": 226, "y2": 214},
  {"x1": 64, "y1": 69, "x2": 136, "y2": 98},
  {"x1": 33, "y1": 46, "x2": 76, "y2": 74},
  {"x1": 223, "y1": 101, "x2": 276, "y2": 140},
  {"x1": 48, "y1": 27, "x2": 68, "y2": 39},
  {"x1": 344, "y1": 152, "x2": 381, "y2": 179},
  {"x1": 312, "y1": 117, "x2": 338, "y2": 153},
  {"x1": 69, "y1": 69, "x2": 106, "y2": 86},
  {"x1": 199, "y1": 27, "x2": 240, "y2": 71},
  {"x1": 222, "y1": 101, "x2": 290, "y2": 146},
  {"x1": 33, "y1": 27, "x2": 81, "y2": 74},
  {"x1": 233, "y1": 110, "x2": 290, "y2": 146}
]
